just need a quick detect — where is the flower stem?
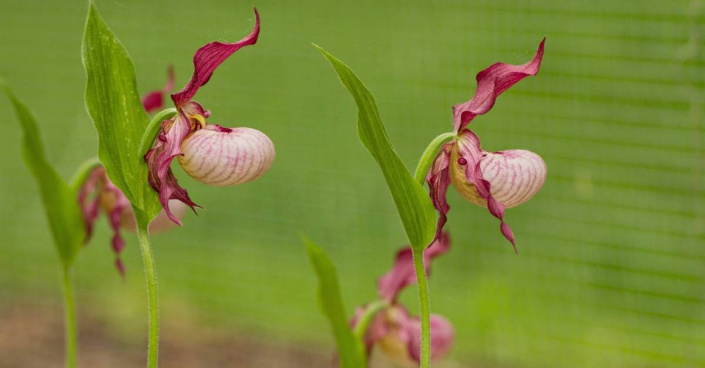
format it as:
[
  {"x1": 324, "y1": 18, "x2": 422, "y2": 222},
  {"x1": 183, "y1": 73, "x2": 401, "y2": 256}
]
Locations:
[
  {"x1": 410, "y1": 133, "x2": 454, "y2": 368},
  {"x1": 135, "y1": 211, "x2": 159, "y2": 368},
  {"x1": 62, "y1": 268, "x2": 77, "y2": 368},
  {"x1": 412, "y1": 248, "x2": 431, "y2": 368},
  {"x1": 413, "y1": 132, "x2": 456, "y2": 185}
]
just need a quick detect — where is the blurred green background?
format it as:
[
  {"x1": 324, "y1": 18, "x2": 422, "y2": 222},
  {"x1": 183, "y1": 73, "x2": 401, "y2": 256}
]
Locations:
[{"x1": 1, "y1": 0, "x2": 704, "y2": 367}]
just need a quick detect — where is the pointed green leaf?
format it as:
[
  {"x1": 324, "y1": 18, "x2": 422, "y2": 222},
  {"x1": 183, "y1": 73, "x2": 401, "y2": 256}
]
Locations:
[
  {"x1": 316, "y1": 46, "x2": 436, "y2": 251},
  {"x1": 304, "y1": 237, "x2": 366, "y2": 368},
  {"x1": 2, "y1": 80, "x2": 84, "y2": 269},
  {"x1": 82, "y1": 0, "x2": 159, "y2": 222}
]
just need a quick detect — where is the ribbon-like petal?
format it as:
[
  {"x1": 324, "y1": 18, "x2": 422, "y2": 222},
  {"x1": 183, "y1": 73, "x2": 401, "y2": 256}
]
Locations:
[
  {"x1": 377, "y1": 232, "x2": 450, "y2": 302},
  {"x1": 145, "y1": 113, "x2": 199, "y2": 224},
  {"x1": 103, "y1": 178, "x2": 130, "y2": 277},
  {"x1": 77, "y1": 167, "x2": 105, "y2": 242},
  {"x1": 171, "y1": 8, "x2": 260, "y2": 106},
  {"x1": 426, "y1": 145, "x2": 452, "y2": 243},
  {"x1": 452, "y1": 38, "x2": 545, "y2": 132}
]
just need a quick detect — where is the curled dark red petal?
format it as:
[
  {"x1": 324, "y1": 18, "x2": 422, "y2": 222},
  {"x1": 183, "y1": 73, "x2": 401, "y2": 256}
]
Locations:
[
  {"x1": 77, "y1": 167, "x2": 104, "y2": 242},
  {"x1": 171, "y1": 8, "x2": 260, "y2": 106},
  {"x1": 104, "y1": 178, "x2": 130, "y2": 277},
  {"x1": 453, "y1": 38, "x2": 545, "y2": 132},
  {"x1": 141, "y1": 65, "x2": 175, "y2": 113},
  {"x1": 145, "y1": 113, "x2": 199, "y2": 224},
  {"x1": 426, "y1": 145, "x2": 452, "y2": 243},
  {"x1": 377, "y1": 232, "x2": 450, "y2": 302}
]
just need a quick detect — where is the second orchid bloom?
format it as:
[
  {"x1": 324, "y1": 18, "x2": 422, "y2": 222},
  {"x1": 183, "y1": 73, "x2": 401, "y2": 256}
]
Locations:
[
  {"x1": 427, "y1": 39, "x2": 548, "y2": 251},
  {"x1": 144, "y1": 8, "x2": 275, "y2": 224},
  {"x1": 353, "y1": 233, "x2": 454, "y2": 366}
]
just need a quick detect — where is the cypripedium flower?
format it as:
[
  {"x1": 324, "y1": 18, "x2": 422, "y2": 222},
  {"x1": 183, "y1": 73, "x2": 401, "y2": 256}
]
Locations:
[
  {"x1": 144, "y1": 8, "x2": 275, "y2": 224},
  {"x1": 352, "y1": 233, "x2": 454, "y2": 366},
  {"x1": 426, "y1": 39, "x2": 547, "y2": 251},
  {"x1": 78, "y1": 166, "x2": 186, "y2": 276}
]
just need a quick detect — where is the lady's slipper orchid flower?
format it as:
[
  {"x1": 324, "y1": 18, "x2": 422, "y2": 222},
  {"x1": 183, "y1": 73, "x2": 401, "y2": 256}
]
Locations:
[
  {"x1": 352, "y1": 233, "x2": 454, "y2": 366},
  {"x1": 427, "y1": 39, "x2": 547, "y2": 251},
  {"x1": 77, "y1": 167, "x2": 186, "y2": 276},
  {"x1": 144, "y1": 8, "x2": 275, "y2": 224}
]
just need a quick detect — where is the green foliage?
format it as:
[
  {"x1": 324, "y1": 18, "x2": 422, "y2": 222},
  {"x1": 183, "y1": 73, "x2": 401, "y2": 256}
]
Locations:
[
  {"x1": 1, "y1": 80, "x2": 85, "y2": 270},
  {"x1": 304, "y1": 237, "x2": 366, "y2": 368},
  {"x1": 316, "y1": 46, "x2": 436, "y2": 252},
  {"x1": 82, "y1": 0, "x2": 160, "y2": 224}
]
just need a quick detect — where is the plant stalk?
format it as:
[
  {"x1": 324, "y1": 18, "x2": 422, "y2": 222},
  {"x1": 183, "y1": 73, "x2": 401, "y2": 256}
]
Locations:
[
  {"x1": 135, "y1": 211, "x2": 159, "y2": 368},
  {"x1": 62, "y1": 268, "x2": 77, "y2": 368},
  {"x1": 410, "y1": 132, "x2": 455, "y2": 368},
  {"x1": 412, "y1": 248, "x2": 431, "y2": 368}
]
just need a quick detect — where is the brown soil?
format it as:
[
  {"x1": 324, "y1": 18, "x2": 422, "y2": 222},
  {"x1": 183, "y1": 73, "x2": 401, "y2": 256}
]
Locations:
[{"x1": 0, "y1": 302, "x2": 330, "y2": 368}]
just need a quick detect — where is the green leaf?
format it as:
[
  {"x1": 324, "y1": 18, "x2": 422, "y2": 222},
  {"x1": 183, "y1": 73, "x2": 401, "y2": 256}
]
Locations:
[
  {"x1": 316, "y1": 46, "x2": 436, "y2": 251},
  {"x1": 82, "y1": 0, "x2": 160, "y2": 223},
  {"x1": 1, "y1": 80, "x2": 85, "y2": 269},
  {"x1": 304, "y1": 237, "x2": 366, "y2": 368}
]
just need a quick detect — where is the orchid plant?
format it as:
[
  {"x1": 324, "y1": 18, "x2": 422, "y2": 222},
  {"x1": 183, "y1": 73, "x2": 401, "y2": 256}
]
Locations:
[
  {"x1": 80, "y1": 1, "x2": 274, "y2": 367},
  {"x1": 1, "y1": 72, "x2": 181, "y2": 367},
  {"x1": 421, "y1": 39, "x2": 547, "y2": 252},
  {"x1": 306, "y1": 234, "x2": 453, "y2": 368},
  {"x1": 315, "y1": 39, "x2": 546, "y2": 368},
  {"x1": 353, "y1": 232, "x2": 454, "y2": 366},
  {"x1": 4, "y1": 1, "x2": 545, "y2": 366},
  {"x1": 4, "y1": 49, "x2": 200, "y2": 367}
]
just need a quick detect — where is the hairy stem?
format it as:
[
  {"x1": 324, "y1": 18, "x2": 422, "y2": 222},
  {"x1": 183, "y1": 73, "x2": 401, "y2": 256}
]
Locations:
[
  {"x1": 412, "y1": 248, "x2": 431, "y2": 368},
  {"x1": 135, "y1": 210, "x2": 159, "y2": 368},
  {"x1": 413, "y1": 132, "x2": 456, "y2": 185},
  {"x1": 62, "y1": 268, "x2": 77, "y2": 368},
  {"x1": 410, "y1": 133, "x2": 455, "y2": 368}
]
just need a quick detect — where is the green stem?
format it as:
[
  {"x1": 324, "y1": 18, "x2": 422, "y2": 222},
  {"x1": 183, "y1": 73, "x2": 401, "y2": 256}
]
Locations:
[
  {"x1": 412, "y1": 248, "x2": 431, "y2": 368},
  {"x1": 413, "y1": 132, "x2": 456, "y2": 185},
  {"x1": 62, "y1": 268, "x2": 77, "y2": 368},
  {"x1": 352, "y1": 300, "x2": 388, "y2": 339},
  {"x1": 135, "y1": 210, "x2": 159, "y2": 368},
  {"x1": 138, "y1": 107, "x2": 177, "y2": 157},
  {"x1": 410, "y1": 132, "x2": 455, "y2": 368}
]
